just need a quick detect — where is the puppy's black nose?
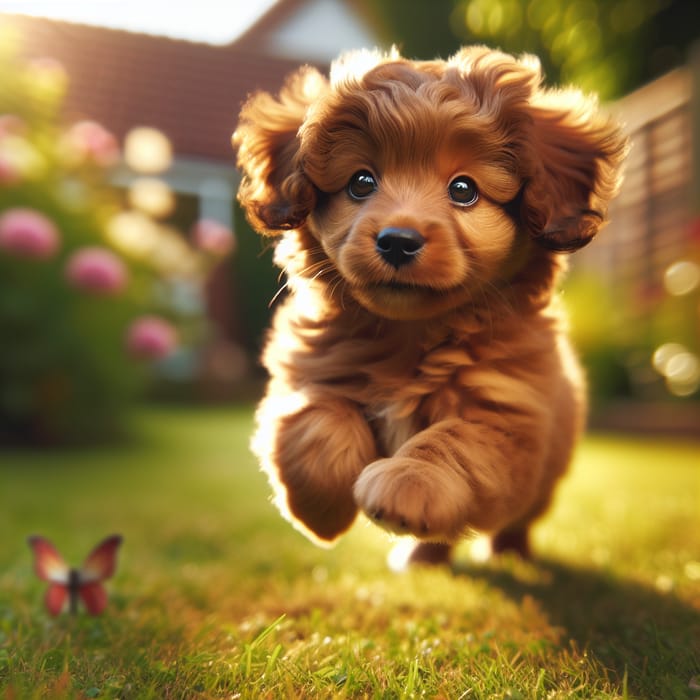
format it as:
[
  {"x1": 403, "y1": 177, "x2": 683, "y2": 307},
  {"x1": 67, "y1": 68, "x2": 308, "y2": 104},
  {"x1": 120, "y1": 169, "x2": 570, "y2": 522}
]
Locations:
[{"x1": 375, "y1": 227, "x2": 424, "y2": 269}]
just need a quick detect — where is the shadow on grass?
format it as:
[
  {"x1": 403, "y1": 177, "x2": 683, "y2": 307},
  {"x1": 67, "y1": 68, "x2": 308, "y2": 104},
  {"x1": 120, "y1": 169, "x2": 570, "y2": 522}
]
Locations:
[{"x1": 454, "y1": 558, "x2": 700, "y2": 698}]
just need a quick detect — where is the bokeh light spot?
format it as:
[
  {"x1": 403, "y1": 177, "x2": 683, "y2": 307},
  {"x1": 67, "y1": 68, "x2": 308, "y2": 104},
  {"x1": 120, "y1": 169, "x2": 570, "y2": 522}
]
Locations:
[
  {"x1": 652, "y1": 342, "x2": 687, "y2": 376},
  {"x1": 128, "y1": 177, "x2": 176, "y2": 219},
  {"x1": 664, "y1": 260, "x2": 700, "y2": 296},
  {"x1": 653, "y1": 342, "x2": 700, "y2": 397},
  {"x1": 124, "y1": 127, "x2": 173, "y2": 174},
  {"x1": 106, "y1": 210, "x2": 161, "y2": 258}
]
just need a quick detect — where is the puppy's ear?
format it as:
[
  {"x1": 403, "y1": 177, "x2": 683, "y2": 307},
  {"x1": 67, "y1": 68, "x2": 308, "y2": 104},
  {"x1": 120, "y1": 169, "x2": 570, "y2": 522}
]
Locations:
[
  {"x1": 233, "y1": 67, "x2": 327, "y2": 235},
  {"x1": 521, "y1": 90, "x2": 628, "y2": 252}
]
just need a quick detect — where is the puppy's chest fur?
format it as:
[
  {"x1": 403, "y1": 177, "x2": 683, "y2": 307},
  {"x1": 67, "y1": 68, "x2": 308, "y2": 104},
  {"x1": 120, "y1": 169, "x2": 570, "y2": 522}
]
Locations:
[
  {"x1": 361, "y1": 341, "x2": 475, "y2": 456},
  {"x1": 270, "y1": 295, "x2": 559, "y2": 457}
]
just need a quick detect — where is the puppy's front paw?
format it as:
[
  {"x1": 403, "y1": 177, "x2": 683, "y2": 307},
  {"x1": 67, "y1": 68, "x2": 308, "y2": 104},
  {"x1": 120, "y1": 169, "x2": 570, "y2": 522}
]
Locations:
[{"x1": 353, "y1": 457, "x2": 472, "y2": 540}]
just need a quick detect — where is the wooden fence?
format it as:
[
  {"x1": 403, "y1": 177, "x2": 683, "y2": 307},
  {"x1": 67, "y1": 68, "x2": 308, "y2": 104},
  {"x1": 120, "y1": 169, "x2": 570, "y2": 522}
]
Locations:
[{"x1": 574, "y1": 65, "x2": 696, "y2": 300}]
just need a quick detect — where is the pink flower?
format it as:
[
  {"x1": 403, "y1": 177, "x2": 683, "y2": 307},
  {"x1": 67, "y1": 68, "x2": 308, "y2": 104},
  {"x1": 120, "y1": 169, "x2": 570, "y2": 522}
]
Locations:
[
  {"x1": 191, "y1": 219, "x2": 235, "y2": 256},
  {"x1": 65, "y1": 247, "x2": 128, "y2": 294},
  {"x1": 126, "y1": 316, "x2": 178, "y2": 360},
  {"x1": 65, "y1": 120, "x2": 120, "y2": 168},
  {"x1": 0, "y1": 208, "x2": 60, "y2": 259}
]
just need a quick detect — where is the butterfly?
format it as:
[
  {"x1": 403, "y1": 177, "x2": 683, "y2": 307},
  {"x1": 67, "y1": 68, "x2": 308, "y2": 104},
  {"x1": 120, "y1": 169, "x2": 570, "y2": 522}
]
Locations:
[{"x1": 27, "y1": 534, "x2": 123, "y2": 615}]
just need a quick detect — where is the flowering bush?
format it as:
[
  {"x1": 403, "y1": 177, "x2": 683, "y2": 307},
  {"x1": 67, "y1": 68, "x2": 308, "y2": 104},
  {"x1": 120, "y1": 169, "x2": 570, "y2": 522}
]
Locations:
[
  {"x1": 64, "y1": 247, "x2": 128, "y2": 294},
  {"x1": 192, "y1": 218, "x2": 237, "y2": 257},
  {"x1": 0, "y1": 208, "x2": 60, "y2": 258},
  {"x1": 126, "y1": 316, "x2": 179, "y2": 360},
  {"x1": 0, "y1": 34, "x2": 234, "y2": 444}
]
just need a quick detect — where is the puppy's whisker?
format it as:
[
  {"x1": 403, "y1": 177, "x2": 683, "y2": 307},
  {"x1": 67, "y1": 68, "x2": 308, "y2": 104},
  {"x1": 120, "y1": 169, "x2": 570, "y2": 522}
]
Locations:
[
  {"x1": 256, "y1": 241, "x2": 275, "y2": 259},
  {"x1": 268, "y1": 280, "x2": 291, "y2": 308},
  {"x1": 309, "y1": 266, "x2": 336, "y2": 283},
  {"x1": 302, "y1": 260, "x2": 324, "y2": 274},
  {"x1": 329, "y1": 276, "x2": 348, "y2": 308}
]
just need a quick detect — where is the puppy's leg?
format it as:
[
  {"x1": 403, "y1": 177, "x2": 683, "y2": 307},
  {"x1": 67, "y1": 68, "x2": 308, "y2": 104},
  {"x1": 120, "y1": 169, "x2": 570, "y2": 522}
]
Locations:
[
  {"x1": 409, "y1": 542, "x2": 453, "y2": 565},
  {"x1": 490, "y1": 485, "x2": 563, "y2": 559},
  {"x1": 490, "y1": 385, "x2": 580, "y2": 558},
  {"x1": 354, "y1": 416, "x2": 547, "y2": 542},
  {"x1": 253, "y1": 393, "x2": 377, "y2": 543},
  {"x1": 491, "y1": 525, "x2": 531, "y2": 558}
]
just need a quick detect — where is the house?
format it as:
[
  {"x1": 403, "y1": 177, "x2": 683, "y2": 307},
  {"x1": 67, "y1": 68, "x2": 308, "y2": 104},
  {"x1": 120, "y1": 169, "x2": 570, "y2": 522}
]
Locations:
[{"x1": 3, "y1": 1, "x2": 380, "y2": 217}]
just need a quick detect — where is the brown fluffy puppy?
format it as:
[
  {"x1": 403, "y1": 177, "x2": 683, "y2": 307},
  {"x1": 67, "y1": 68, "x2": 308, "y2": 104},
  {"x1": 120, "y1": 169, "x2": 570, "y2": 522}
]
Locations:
[{"x1": 233, "y1": 46, "x2": 627, "y2": 561}]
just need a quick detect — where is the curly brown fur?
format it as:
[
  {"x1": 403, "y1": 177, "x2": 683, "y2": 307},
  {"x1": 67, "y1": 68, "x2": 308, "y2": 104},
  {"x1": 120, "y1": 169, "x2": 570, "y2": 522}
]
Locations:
[{"x1": 233, "y1": 46, "x2": 627, "y2": 559}]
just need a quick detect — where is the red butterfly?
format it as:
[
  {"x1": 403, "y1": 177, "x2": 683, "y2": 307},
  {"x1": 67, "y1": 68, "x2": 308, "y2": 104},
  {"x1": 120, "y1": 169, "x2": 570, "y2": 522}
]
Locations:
[{"x1": 27, "y1": 535, "x2": 123, "y2": 615}]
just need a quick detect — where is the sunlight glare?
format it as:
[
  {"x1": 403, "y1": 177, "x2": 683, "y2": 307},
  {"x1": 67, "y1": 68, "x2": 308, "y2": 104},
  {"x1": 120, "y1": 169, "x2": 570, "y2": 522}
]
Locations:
[{"x1": 0, "y1": 0, "x2": 280, "y2": 45}]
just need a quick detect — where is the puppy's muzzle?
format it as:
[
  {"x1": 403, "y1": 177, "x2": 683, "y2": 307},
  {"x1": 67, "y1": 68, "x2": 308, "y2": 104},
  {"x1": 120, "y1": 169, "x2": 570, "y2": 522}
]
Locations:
[{"x1": 375, "y1": 227, "x2": 425, "y2": 269}]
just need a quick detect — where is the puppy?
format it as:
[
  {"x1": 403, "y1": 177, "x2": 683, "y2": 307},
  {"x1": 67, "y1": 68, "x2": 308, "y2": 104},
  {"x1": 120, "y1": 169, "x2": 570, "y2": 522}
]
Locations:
[{"x1": 233, "y1": 46, "x2": 626, "y2": 562}]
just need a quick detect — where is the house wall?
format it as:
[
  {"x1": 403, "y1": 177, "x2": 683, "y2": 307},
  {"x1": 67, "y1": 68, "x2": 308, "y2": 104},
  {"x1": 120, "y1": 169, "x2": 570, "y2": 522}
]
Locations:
[{"x1": 263, "y1": 0, "x2": 378, "y2": 62}]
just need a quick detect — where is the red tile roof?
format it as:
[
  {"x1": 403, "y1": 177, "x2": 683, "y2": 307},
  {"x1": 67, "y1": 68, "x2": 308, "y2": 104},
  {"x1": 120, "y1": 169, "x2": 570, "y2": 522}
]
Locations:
[{"x1": 3, "y1": 13, "x2": 319, "y2": 163}]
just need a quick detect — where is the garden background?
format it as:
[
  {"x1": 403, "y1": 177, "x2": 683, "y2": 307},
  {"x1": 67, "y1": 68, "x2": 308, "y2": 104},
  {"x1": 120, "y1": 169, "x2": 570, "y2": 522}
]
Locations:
[{"x1": 1, "y1": 1, "x2": 699, "y2": 698}]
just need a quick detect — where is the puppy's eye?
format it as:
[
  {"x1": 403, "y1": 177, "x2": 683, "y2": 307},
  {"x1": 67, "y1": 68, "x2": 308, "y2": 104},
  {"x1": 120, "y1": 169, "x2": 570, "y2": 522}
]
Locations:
[
  {"x1": 448, "y1": 176, "x2": 479, "y2": 207},
  {"x1": 348, "y1": 170, "x2": 377, "y2": 200}
]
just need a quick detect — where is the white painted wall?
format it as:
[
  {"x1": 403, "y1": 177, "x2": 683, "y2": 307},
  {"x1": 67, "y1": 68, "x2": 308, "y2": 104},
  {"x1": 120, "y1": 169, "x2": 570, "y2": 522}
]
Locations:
[{"x1": 263, "y1": 0, "x2": 379, "y2": 62}]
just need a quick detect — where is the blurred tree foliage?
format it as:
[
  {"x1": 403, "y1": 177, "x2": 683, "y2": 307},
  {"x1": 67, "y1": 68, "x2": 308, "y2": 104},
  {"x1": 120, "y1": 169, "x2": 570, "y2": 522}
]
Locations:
[{"x1": 361, "y1": 0, "x2": 700, "y2": 98}]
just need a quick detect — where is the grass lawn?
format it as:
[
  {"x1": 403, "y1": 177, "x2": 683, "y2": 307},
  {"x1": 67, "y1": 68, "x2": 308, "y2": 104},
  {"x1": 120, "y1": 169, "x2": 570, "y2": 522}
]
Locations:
[{"x1": 1, "y1": 405, "x2": 699, "y2": 699}]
